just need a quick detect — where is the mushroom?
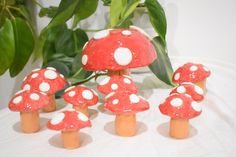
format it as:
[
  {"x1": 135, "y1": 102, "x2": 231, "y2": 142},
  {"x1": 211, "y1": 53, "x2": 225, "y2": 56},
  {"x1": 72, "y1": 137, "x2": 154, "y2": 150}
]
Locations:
[
  {"x1": 81, "y1": 26, "x2": 157, "y2": 76},
  {"x1": 159, "y1": 93, "x2": 202, "y2": 139},
  {"x1": 97, "y1": 75, "x2": 138, "y2": 95},
  {"x1": 170, "y1": 82, "x2": 204, "y2": 102},
  {"x1": 47, "y1": 109, "x2": 91, "y2": 149},
  {"x1": 104, "y1": 91, "x2": 149, "y2": 136},
  {"x1": 21, "y1": 67, "x2": 67, "y2": 112},
  {"x1": 172, "y1": 63, "x2": 211, "y2": 91},
  {"x1": 8, "y1": 90, "x2": 50, "y2": 133},
  {"x1": 63, "y1": 86, "x2": 98, "y2": 116}
]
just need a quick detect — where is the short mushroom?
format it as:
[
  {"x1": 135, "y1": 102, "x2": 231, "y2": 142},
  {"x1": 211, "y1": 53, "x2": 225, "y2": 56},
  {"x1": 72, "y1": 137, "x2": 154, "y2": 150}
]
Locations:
[
  {"x1": 172, "y1": 63, "x2": 211, "y2": 91},
  {"x1": 47, "y1": 110, "x2": 91, "y2": 149},
  {"x1": 170, "y1": 82, "x2": 204, "y2": 102},
  {"x1": 82, "y1": 26, "x2": 157, "y2": 76},
  {"x1": 63, "y1": 86, "x2": 98, "y2": 116},
  {"x1": 104, "y1": 91, "x2": 149, "y2": 137},
  {"x1": 159, "y1": 93, "x2": 202, "y2": 139},
  {"x1": 8, "y1": 90, "x2": 50, "y2": 133},
  {"x1": 21, "y1": 67, "x2": 67, "y2": 112}
]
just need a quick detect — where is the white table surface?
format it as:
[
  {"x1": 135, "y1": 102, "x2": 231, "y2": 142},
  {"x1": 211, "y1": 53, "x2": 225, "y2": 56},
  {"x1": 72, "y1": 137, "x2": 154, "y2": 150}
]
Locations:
[{"x1": 0, "y1": 57, "x2": 236, "y2": 157}]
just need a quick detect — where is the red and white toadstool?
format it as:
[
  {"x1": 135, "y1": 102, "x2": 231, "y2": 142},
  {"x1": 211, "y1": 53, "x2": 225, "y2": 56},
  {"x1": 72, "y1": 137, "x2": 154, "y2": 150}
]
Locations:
[
  {"x1": 47, "y1": 110, "x2": 91, "y2": 149},
  {"x1": 63, "y1": 86, "x2": 98, "y2": 116},
  {"x1": 104, "y1": 91, "x2": 149, "y2": 137},
  {"x1": 172, "y1": 63, "x2": 211, "y2": 91},
  {"x1": 8, "y1": 90, "x2": 50, "y2": 133},
  {"x1": 81, "y1": 26, "x2": 157, "y2": 76},
  {"x1": 159, "y1": 93, "x2": 202, "y2": 139},
  {"x1": 97, "y1": 75, "x2": 138, "y2": 95},
  {"x1": 170, "y1": 82, "x2": 204, "y2": 102},
  {"x1": 21, "y1": 67, "x2": 67, "y2": 112}
]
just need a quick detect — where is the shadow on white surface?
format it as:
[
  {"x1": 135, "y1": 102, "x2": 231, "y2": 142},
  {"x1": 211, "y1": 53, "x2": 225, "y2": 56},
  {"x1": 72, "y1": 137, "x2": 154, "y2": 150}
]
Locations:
[
  {"x1": 157, "y1": 122, "x2": 198, "y2": 139},
  {"x1": 89, "y1": 109, "x2": 99, "y2": 120},
  {"x1": 104, "y1": 121, "x2": 148, "y2": 136},
  {"x1": 48, "y1": 132, "x2": 93, "y2": 149},
  {"x1": 97, "y1": 104, "x2": 114, "y2": 116}
]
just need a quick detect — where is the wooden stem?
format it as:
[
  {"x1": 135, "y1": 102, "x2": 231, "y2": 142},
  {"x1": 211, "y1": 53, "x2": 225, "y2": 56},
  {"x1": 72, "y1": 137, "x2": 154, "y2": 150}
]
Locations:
[
  {"x1": 73, "y1": 106, "x2": 89, "y2": 117},
  {"x1": 20, "y1": 110, "x2": 40, "y2": 133},
  {"x1": 43, "y1": 94, "x2": 56, "y2": 112},
  {"x1": 61, "y1": 130, "x2": 80, "y2": 149},
  {"x1": 108, "y1": 69, "x2": 130, "y2": 76},
  {"x1": 115, "y1": 114, "x2": 136, "y2": 137},
  {"x1": 195, "y1": 80, "x2": 206, "y2": 92},
  {"x1": 170, "y1": 118, "x2": 189, "y2": 139}
]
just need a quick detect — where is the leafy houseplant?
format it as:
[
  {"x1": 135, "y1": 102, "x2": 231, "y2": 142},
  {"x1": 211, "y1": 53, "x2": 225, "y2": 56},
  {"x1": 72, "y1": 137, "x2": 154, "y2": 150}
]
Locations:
[{"x1": 0, "y1": 0, "x2": 174, "y2": 91}]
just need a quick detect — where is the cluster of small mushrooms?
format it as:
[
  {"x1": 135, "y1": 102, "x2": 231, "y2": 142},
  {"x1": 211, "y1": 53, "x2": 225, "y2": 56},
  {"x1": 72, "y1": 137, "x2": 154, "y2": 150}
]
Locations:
[{"x1": 8, "y1": 26, "x2": 211, "y2": 149}]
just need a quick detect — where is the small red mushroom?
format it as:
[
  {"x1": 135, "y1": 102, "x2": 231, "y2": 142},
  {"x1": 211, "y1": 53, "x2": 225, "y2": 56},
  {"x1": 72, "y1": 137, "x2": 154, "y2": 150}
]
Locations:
[
  {"x1": 47, "y1": 110, "x2": 91, "y2": 149},
  {"x1": 104, "y1": 91, "x2": 149, "y2": 136},
  {"x1": 81, "y1": 26, "x2": 157, "y2": 76},
  {"x1": 8, "y1": 90, "x2": 50, "y2": 133},
  {"x1": 170, "y1": 82, "x2": 204, "y2": 102},
  {"x1": 172, "y1": 63, "x2": 211, "y2": 91},
  {"x1": 159, "y1": 93, "x2": 202, "y2": 139},
  {"x1": 63, "y1": 86, "x2": 98, "y2": 116},
  {"x1": 21, "y1": 67, "x2": 67, "y2": 112}
]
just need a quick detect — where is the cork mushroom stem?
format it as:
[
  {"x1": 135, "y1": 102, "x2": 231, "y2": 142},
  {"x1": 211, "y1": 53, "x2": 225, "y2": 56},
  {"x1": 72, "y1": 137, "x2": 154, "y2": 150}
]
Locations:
[
  {"x1": 43, "y1": 94, "x2": 56, "y2": 112},
  {"x1": 115, "y1": 113, "x2": 136, "y2": 136},
  {"x1": 20, "y1": 110, "x2": 40, "y2": 133},
  {"x1": 195, "y1": 80, "x2": 206, "y2": 92},
  {"x1": 169, "y1": 118, "x2": 189, "y2": 139},
  {"x1": 61, "y1": 130, "x2": 80, "y2": 149},
  {"x1": 73, "y1": 106, "x2": 89, "y2": 117},
  {"x1": 108, "y1": 69, "x2": 130, "y2": 76}
]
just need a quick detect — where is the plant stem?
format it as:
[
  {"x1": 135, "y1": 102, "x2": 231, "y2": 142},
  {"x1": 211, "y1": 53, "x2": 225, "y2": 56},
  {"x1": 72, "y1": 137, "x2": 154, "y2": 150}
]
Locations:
[
  {"x1": 32, "y1": 0, "x2": 43, "y2": 8},
  {"x1": 71, "y1": 72, "x2": 107, "y2": 86},
  {"x1": 6, "y1": 8, "x2": 15, "y2": 19}
]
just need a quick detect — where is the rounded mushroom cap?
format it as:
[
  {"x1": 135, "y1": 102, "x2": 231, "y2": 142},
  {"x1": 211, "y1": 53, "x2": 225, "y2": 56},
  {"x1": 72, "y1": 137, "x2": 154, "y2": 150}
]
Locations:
[
  {"x1": 172, "y1": 63, "x2": 211, "y2": 84},
  {"x1": 81, "y1": 27, "x2": 157, "y2": 71},
  {"x1": 97, "y1": 75, "x2": 138, "y2": 95},
  {"x1": 47, "y1": 109, "x2": 91, "y2": 131},
  {"x1": 8, "y1": 90, "x2": 50, "y2": 112},
  {"x1": 159, "y1": 93, "x2": 202, "y2": 119},
  {"x1": 63, "y1": 86, "x2": 98, "y2": 108},
  {"x1": 104, "y1": 91, "x2": 149, "y2": 114},
  {"x1": 170, "y1": 82, "x2": 204, "y2": 101},
  {"x1": 21, "y1": 67, "x2": 67, "y2": 95}
]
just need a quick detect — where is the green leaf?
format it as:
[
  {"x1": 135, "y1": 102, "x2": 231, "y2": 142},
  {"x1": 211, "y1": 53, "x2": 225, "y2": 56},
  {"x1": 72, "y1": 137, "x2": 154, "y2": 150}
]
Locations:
[
  {"x1": 149, "y1": 36, "x2": 174, "y2": 86},
  {"x1": 10, "y1": 18, "x2": 34, "y2": 77},
  {"x1": 46, "y1": 60, "x2": 70, "y2": 77},
  {"x1": 121, "y1": 0, "x2": 140, "y2": 21},
  {"x1": 39, "y1": 6, "x2": 58, "y2": 18},
  {"x1": 145, "y1": 0, "x2": 167, "y2": 44},
  {"x1": 110, "y1": 0, "x2": 127, "y2": 27},
  {"x1": 0, "y1": 18, "x2": 15, "y2": 75}
]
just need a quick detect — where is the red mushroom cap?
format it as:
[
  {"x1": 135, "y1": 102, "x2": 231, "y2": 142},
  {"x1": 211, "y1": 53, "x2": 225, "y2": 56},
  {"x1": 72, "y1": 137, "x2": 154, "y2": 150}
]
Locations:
[
  {"x1": 172, "y1": 63, "x2": 211, "y2": 84},
  {"x1": 63, "y1": 86, "x2": 98, "y2": 108},
  {"x1": 104, "y1": 91, "x2": 149, "y2": 114},
  {"x1": 97, "y1": 75, "x2": 138, "y2": 95},
  {"x1": 81, "y1": 27, "x2": 157, "y2": 71},
  {"x1": 170, "y1": 82, "x2": 204, "y2": 102},
  {"x1": 8, "y1": 90, "x2": 50, "y2": 112},
  {"x1": 47, "y1": 109, "x2": 91, "y2": 131},
  {"x1": 159, "y1": 93, "x2": 202, "y2": 119},
  {"x1": 21, "y1": 67, "x2": 67, "y2": 95}
]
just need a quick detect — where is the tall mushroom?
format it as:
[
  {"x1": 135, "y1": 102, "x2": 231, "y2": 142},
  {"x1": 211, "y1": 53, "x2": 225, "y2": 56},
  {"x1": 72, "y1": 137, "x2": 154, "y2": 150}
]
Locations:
[
  {"x1": 21, "y1": 67, "x2": 67, "y2": 112},
  {"x1": 47, "y1": 109, "x2": 91, "y2": 149},
  {"x1": 104, "y1": 91, "x2": 149, "y2": 137},
  {"x1": 159, "y1": 93, "x2": 202, "y2": 139},
  {"x1": 81, "y1": 26, "x2": 157, "y2": 76},
  {"x1": 172, "y1": 63, "x2": 211, "y2": 91},
  {"x1": 8, "y1": 90, "x2": 50, "y2": 133},
  {"x1": 63, "y1": 86, "x2": 98, "y2": 116}
]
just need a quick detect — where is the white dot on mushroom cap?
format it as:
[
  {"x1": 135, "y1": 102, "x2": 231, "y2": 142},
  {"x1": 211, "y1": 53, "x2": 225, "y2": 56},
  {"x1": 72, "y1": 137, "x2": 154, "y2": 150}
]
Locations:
[
  {"x1": 191, "y1": 101, "x2": 202, "y2": 112},
  {"x1": 32, "y1": 68, "x2": 40, "y2": 72},
  {"x1": 185, "y1": 94, "x2": 192, "y2": 98},
  {"x1": 174, "y1": 73, "x2": 180, "y2": 80},
  {"x1": 105, "y1": 92, "x2": 115, "y2": 100},
  {"x1": 39, "y1": 82, "x2": 50, "y2": 92},
  {"x1": 176, "y1": 86, "x2": 186, "y2": 93},
  {"x1": 122, "y1": 30, "x2": 132, "y2": 36},
  {"x1": 123, "y1": 75, "x2": 132, "y2": 79},
  {"x1": 30, "y1": 93, "x2": 40, "y2": 101},
  {"x1": 83, "y1": 42, "x2": 88, "y2": 50},
  {"x1": 60, "y1": 74, "x2": 64, "y2": 78},
  {"x1": 78, "y1": 112, "x2": 89, "y2": 121},
  {"x1": 31, "y1": 73, "x2": 39, "y2": 78},
  {"x1": 23, "y1": 76, "x2": 27, "y2": 81},
  {"x1": 194, "y1": 85, "x2": 204, "y2": 95},
  {"x1": 93, "y1": 30, "x2": 109, "y2": 39},
  {"x1": 46, "y1": 67, "x2": 56, "y2": 71},
  {"x1": 203, "y1": 66, "x2": 210, "y2": 72},
  {"x1": 170, "y1": 98, "x2": 183, "y2": 107},
  {"x1": 190, "y1": 65, "x2": 198, "y2": 71},
  {"x1": 112, "y1": 99, "x2": 119, "y2": 105},
  {"x1": 81, "y1": 55, "x2": 88, "y2": 65},
  {"x1": 23, "y1": 84, "x2": 31, "y2": 90},
  {"x1": 111, "y1": 83, "x2": 118, "y2": 90},
  {"x1": 82, "y1": 90, "x2": 93, "y2": 100},
  {"x1": 91, "y1": 89, "x2": 98, "y2": 96},
  {"x1": 68, "y1": 91, "x2": 76, "y2": 97},
  {"x1": 65, "y1": 86, "x2": 75, "y2": 92},
  {"x1": 98, "y1": 76, "x2": 111, "y2": 85},
  {"x1": 51, "y1": 113, "x2": 65, "y2": 125},
  {"x1": 13, "y1": 96, "x2": 23, "y2": 104},
  {"x1": 129, "y1": 94, "x2": 140, "y2": 103},
  {"x1": 123, "y1": 78, "x2": 131, "y2": 84},
  {"x1": 15, "y1": 90, "x2": 25, "y2": 95},
  {"x1": 44, "y1": 70, "x2": 58, "y2": 80},
  {"x1": 114, "y1": 47, "x2": 132, "y2": 66}
]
